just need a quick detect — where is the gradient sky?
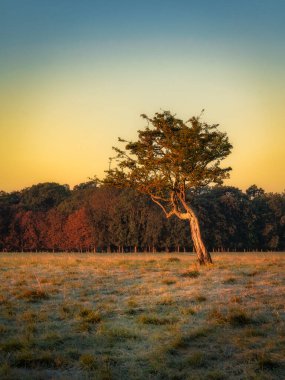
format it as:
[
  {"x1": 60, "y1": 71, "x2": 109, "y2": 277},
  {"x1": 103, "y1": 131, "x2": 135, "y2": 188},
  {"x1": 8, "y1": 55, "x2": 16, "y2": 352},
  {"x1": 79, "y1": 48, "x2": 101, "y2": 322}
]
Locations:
[{"x1": 1, "y1": 0, "x2": 284, "y2": 192}]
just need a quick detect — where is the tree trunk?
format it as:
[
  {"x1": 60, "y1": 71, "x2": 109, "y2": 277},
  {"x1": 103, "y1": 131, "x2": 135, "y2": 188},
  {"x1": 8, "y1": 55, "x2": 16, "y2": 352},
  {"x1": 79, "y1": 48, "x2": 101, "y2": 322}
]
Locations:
[
  {"x1": 177, "y1": 194, "x2": 212, "y2": 264},
  {"x1": 188, "y1": 209, "x2": 212, "y2": 265}
]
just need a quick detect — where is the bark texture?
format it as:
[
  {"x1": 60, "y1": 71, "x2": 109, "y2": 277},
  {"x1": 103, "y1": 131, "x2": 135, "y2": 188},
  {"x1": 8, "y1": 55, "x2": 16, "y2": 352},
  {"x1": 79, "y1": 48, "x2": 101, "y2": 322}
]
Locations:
[
  {"x1": 188, "y1": 209, "x2": 212, "y2": 265},
  {"x1": 151, "y1": 192, "x2": 213, "y2": 265}
]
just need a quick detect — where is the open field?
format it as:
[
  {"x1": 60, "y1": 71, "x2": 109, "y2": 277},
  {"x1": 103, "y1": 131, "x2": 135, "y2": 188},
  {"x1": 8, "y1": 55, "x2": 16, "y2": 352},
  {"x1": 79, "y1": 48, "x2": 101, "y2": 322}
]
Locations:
[{"x1": 0, "y1": 252, "x2": 284, "y2": 380}]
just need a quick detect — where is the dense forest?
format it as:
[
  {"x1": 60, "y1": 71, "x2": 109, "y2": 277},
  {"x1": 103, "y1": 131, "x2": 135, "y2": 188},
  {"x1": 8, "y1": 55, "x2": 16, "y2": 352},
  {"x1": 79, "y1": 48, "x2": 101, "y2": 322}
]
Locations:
[{"x1": 0, "y1": 182, "x2": 284, "y2": 252}]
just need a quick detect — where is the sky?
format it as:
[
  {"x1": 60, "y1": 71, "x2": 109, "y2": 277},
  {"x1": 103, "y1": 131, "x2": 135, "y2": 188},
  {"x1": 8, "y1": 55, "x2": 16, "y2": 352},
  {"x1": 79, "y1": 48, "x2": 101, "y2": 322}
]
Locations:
[{"x1": 1, "y1": 0, "x2": 284, "y2": 193}]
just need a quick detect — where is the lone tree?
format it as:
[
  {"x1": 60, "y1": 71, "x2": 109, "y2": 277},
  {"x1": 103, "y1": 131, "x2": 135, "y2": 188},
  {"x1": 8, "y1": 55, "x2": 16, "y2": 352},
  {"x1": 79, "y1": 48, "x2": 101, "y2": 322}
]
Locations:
[{"x1": 105, "y1": 111, "x2": 232, "y2": 264}]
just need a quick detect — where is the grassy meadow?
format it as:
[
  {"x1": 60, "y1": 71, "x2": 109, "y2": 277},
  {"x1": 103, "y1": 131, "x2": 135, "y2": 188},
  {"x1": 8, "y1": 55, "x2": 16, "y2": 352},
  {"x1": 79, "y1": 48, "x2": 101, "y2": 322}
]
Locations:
[{"x1": 0, "y1": 252, "x2": 284, "y2": 379}]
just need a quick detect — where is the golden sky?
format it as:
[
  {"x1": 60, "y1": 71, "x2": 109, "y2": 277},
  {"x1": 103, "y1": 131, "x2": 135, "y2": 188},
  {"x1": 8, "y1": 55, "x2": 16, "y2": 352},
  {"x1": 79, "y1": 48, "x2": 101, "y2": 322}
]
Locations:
[{"x1": 1, "y1": 1, "x2": 284, "y2": 193}]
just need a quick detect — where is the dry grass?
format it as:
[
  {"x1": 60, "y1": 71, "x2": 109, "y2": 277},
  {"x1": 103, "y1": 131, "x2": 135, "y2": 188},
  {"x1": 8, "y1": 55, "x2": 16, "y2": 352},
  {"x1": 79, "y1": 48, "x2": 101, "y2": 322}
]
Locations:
[{"x1": 0, "y1": 252, "x2": 284, "y2": 379}]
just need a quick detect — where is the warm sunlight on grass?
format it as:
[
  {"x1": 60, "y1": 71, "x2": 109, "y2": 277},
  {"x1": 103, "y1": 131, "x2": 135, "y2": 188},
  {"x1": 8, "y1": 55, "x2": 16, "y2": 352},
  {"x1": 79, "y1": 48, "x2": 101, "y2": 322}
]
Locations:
[{"x1": 0, "y1": 252, "x2": 284, "y2": 379}]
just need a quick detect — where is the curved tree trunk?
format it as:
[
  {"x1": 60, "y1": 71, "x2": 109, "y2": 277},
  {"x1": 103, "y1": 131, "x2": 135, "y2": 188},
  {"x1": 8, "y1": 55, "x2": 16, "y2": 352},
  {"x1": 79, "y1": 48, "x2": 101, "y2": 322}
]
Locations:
[
  {"x1": 187, "y1": 206, "x2": 213, "y2": 265},
  {"x1": 177, "y1": 195, "x2": 213, "y2": 265},
  {"x1": 189, "y1": 214, "x2": 212, "y2": 265},
  {"x1": 150, "y1": 192, "x2": 213, "y2": 265}
]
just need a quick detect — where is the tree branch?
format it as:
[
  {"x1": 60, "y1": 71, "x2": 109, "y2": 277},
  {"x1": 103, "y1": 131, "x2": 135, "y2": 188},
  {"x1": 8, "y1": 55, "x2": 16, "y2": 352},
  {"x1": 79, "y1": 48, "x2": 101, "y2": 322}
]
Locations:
[
  {"x1": 150, "y1": 195, "x2": 175, "y2": 218},
  {"x1": 150, "y1": 194, "x2": 170, "y2": 203},
  {"x1": 150, "y1": 192, "x2": 190, "y2": 221}
]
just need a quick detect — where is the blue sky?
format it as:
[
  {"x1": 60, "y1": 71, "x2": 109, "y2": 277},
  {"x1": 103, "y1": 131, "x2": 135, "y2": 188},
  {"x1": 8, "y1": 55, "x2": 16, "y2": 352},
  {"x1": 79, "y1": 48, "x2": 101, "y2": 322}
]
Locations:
[{"x1": 1, "y1": 0, "x2": 285, "y2": 191}]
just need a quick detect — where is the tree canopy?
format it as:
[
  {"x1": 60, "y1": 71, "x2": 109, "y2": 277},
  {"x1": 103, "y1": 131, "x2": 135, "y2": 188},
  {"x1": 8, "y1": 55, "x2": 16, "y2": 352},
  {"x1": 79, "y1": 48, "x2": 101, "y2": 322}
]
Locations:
[
  {"x1": 105, "y1": 111, "x2": 233, "y2": 264},
  {"x1": 106, "y1": 111, "x2": 232, "y2": 194}
]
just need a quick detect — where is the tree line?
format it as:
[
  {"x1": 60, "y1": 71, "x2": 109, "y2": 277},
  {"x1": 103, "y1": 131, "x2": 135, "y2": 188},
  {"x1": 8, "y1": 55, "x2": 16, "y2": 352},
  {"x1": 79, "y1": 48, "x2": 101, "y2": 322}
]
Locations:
[{"x1": 0, "y1": 182, "x2": 284, "y2": 253}]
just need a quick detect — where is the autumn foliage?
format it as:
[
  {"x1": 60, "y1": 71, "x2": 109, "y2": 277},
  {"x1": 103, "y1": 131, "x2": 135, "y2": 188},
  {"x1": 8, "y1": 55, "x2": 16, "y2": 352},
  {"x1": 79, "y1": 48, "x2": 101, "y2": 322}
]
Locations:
[{"x1": 0, "y1": 182, "x2": 284, "y2": 253}]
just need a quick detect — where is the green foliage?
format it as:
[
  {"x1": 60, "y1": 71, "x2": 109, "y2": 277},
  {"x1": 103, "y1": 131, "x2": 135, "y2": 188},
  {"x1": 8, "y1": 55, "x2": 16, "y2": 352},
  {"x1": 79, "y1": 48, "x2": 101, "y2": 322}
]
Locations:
[
  {"x1": 246, "y1": 184, "x2": 265, "y2": 200},
  {"x1": 1, "y1": 182, "x2": 285, "y2": 252},
  {"x1": 20, "y1": 182, "x2": 70, "y2": 212},
  {"x1": 105, "y1": 111, "x2": 233, "y2": 263},
  {"x1": 106, "y1": 111, "x2": 232, "y2": 193},
  {"x1": 0, "y1": 191, "x2": 20, "y2": 206}
]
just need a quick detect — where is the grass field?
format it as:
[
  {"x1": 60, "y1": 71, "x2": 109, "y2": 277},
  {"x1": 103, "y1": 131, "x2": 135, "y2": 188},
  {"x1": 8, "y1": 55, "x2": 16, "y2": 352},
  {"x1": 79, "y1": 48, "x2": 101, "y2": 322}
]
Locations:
[{"x1": 0, "y1": 252, "x2": 284, "y2": 380}]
